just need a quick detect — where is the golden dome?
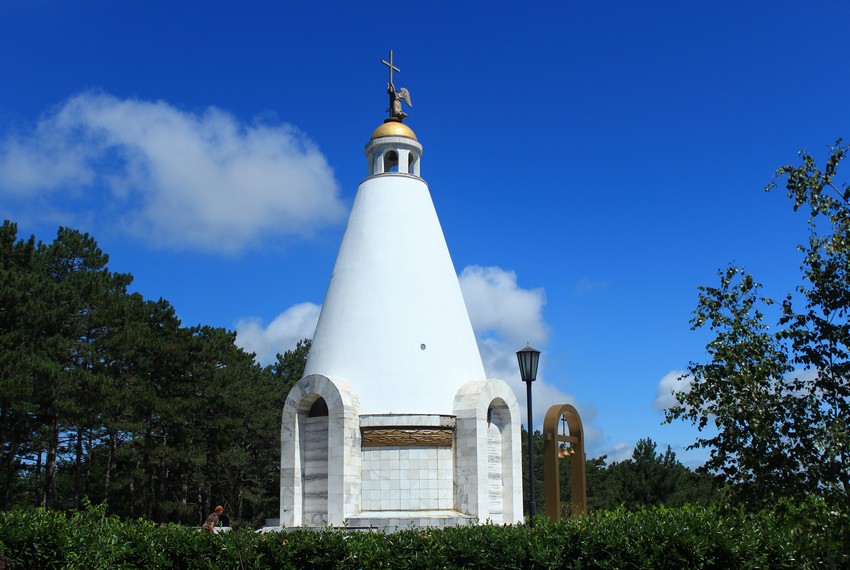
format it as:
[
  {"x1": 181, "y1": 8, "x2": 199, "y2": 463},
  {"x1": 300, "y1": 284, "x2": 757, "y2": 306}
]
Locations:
[{"x1": 370, "y1": 120, "x2": 418, "y2": 141}]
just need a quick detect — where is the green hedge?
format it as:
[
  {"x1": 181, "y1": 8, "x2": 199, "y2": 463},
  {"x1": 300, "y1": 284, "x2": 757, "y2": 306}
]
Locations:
[{"x1": 0, "y1": 502, "x2": 846, "y2": 569}]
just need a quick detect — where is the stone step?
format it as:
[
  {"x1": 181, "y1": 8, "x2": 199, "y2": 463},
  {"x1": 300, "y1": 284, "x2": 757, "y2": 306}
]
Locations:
[{"x1": 345, "y1": 510, "x2": 476, "y2": 530}]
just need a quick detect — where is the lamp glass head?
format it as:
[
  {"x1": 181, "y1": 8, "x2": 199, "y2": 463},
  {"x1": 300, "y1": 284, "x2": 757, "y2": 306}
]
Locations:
[{"x1": 516, "y1": 345, "x2": 540, "y2": 382}]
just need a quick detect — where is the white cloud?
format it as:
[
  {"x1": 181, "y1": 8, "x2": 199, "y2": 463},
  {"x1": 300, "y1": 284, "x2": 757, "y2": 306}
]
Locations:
[
  {"x1": 784, "y1": 367, "x2": 818, "y2": 394},
  {"x1": 234, "y1": 302, "x2": 320, "y2": 365},
  {"x1": 575, "y1": 277, "x2": 611, "y2": 293},
  {"x1": 459, "y1": 265, "x2": 549, "y2": 347},
  {"x1": 653, "y1": 370, "x2": 691, "y2": 411},
  {"x1": 603, "y1": 442, "x2": 634, "y2": 463},
  {"x1": 0, "y1": 91, "x2": 347, "y2": 253},
  {"x1": 458, "y1": 265, "x2": 600, "y2": 448}
]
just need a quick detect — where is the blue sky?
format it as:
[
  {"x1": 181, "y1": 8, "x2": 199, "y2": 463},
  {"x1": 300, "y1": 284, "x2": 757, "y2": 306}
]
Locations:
[{"x1": 1, "y1": 1, "x2": 848, "y2": 465}]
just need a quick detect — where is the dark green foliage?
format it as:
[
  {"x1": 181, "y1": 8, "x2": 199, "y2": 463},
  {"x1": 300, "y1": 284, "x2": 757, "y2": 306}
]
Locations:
[
  {"x1": 0, "y1": 220, "x2": 306, "y2": 527},
  {"x1": 522, "y1": 430, "x2": 719, "y2": 515},
  {"x1": 666, "y1": 267, "x2": 800, "y2": 504},
  {"x1": 0, "y1": 222, "x2": 135, "y2": 511},
  {"x1": 0, "y1": 502, "x2": 846, "y2": 569},
  {"x1": 268, "y1": 339, "x2": 311, "y2": 389},
  {"x1": 519, "y1": 427, "x2": 544, "y2": 515},
  {"x1": 600, "y1": 438, "x2": 718, "y2": 510},
  {"x1": 666, "y1": 140, "x2": 850, "y2": 506},
  {"x1": 772, "y1": 141, "x2": 850, "y2": 502}
]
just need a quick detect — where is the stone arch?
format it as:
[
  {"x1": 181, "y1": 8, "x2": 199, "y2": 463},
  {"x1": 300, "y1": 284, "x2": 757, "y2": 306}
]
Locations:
[
  {"x1": 280, "y1": 374, "x2": 361, "y2": 527},
  {"x1": 542, "y1": 403, "x2": 586, "y2": 520},
  {"x1": 453, "y1": 379, "x2": 523, "y2": 523}
]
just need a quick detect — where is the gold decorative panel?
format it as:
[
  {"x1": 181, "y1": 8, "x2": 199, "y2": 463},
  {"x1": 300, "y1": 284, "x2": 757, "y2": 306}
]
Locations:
[{"x1": 361, "y1": 427, "x2": 453, "y2": 448}]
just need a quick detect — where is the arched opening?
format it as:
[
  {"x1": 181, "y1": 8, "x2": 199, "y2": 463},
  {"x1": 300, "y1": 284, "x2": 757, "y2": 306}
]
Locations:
[
  {"x1": 384, "y1": 150, "x2": 399, "y2": 172},
  {"x1": 309, "y1": 397, "x2": 329, "y2": 417},
  {"x1": 281, "y1": 374, "x2": 361, "y2": 527},
  {"x1": 298, "y1": 394, "x2": 329, "y2": 525},
  {"x1": 487, "y1": 399, "x2": 512, "y2": 524}
]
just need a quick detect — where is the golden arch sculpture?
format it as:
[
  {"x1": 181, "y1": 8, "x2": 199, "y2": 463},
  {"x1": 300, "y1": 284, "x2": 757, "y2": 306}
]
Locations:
[{"x1": 543, "y1": 403, "x2": 587, "y2": 520}]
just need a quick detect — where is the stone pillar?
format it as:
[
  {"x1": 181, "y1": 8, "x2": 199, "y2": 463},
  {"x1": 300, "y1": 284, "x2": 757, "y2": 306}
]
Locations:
[
  {"x1": 280, "y1": 374, "x2": 361, "y2": 527},
  {"x1": 452, "y1": 380, "x2": 523, "y2": 523}
]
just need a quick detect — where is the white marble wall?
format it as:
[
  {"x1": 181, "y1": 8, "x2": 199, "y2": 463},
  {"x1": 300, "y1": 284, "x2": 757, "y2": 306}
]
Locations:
[
  {"x1": 361, "y1": 447, "x2": 453, "y2": 510},
  {"x1": 300, "y1": 416, "x2": 329, "y2": 526},
  {"x1": 487, "y1": 422, "x2": 504, "y2": 523}
]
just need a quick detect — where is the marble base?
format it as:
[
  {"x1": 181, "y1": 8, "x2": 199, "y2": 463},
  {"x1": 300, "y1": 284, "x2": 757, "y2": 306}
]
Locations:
[
  {"x1": 281, "y1": 376, "x2": 523, "y2": 528},
  {"x1": 346, "y1": 510, "x2": 476, "y2": 530}
]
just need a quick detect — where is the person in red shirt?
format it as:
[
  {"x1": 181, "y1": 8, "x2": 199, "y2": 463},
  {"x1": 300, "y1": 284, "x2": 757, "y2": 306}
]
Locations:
[{"x1": 202, "y1": 505, "x2": 224, "y2": 533}]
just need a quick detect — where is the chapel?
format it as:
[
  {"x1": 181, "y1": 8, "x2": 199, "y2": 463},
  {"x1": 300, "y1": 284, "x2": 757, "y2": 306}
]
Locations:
[{"x1": 279, "y1": 52, "x2": 523, "y2": 529}]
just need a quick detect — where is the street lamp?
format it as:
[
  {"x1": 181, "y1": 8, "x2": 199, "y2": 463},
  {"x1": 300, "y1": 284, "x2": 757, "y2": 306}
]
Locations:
[{"x1": 516, "y1": 344, "x2": 540, "y2": 519}]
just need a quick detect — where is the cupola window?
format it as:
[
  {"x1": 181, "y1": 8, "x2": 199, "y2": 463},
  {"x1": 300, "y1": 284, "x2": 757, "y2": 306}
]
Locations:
[
  {"x1": 408, "y1": 152, "x2": 419, "y2": 176},
  {"x1": 384, "y1": 150, "x2": 399, "y2": 173}
]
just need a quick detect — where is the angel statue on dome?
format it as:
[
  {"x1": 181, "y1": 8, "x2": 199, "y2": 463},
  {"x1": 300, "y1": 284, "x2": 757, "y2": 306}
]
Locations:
[
  {"x1": 388, "y1": 83, "x2": 412, "y2": 120},
  {"x1": 382, "y1": 50, "x2": 412, "y2": 121}
]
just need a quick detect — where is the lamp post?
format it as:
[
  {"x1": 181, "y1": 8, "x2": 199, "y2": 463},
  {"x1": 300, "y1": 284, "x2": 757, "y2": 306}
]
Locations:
[{"x1": 516, "y1": 345, "x2": 540, "y2": 519}]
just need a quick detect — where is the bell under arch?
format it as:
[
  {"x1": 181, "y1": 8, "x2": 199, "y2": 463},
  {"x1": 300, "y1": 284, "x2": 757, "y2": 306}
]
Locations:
[{"x1": 542, "y1": 403, "x2": 587, "y2": 520}]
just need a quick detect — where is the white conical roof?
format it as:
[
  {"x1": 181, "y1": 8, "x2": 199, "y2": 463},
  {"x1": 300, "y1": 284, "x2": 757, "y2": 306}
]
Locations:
[{"x1": 304, "y1": 132, "x2": 485, "y2": 414}]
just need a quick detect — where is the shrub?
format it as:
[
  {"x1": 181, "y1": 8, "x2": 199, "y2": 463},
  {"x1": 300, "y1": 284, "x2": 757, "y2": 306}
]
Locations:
[{"x1": 0, "y1": 502, "x2": 846, "y2": 569}]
